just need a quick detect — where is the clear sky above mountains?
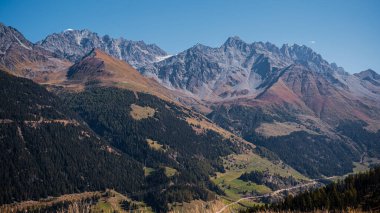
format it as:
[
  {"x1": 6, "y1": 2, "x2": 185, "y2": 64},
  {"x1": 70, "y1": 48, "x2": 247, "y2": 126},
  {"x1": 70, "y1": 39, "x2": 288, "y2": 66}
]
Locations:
[{"x1": 1, "y1": 0, "x2": 379, "y2": 73}]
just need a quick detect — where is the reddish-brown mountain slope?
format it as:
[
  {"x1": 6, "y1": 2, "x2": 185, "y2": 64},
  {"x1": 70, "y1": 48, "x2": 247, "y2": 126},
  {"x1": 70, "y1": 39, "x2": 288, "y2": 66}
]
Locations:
[
  {"x1": 255, "y1": 65, "x2": 380, "y2": 129},
  {"x1": 64, "y1": 49, "x2": 192, "y2": 102}
]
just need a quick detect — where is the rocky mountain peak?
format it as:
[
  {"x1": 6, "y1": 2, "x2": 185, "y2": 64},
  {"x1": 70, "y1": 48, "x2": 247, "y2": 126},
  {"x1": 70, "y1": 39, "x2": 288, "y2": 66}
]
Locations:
[
  {"x1": 190, "y1": 43, "x2": 212, "y2": 52},
  {"x1": 0, "y1": 23, "x2": 33, "y2": 53},
  {"x1": 37, "y1": 29, "x2": 169, "y2": 68},
  {"x1": 280, "y1": 43, "x2": 319, "y2": 61},
  {"x1": 355, "y1": 69, "x2": 380, "y2": 84},
  {"x1": 223, "y1": 36, "x2": 245, "y2": 47},
  {"x1": 280, "y1": 43, "x2": 340, "y2": 73}
]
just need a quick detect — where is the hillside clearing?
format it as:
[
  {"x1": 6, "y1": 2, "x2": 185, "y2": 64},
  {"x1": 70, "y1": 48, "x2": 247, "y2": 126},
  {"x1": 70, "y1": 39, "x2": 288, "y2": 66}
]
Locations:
[
  {"x1": 255, "y1": 121, "x2": 318, "y2": 137},
  {"x1": 130, "y1": 104, "x2": 155, "y2": 120},
  {"x1": 146, "y1": 138, "x2": 165, "y2": 151},
  {"x1": 164, "y1": 166, "x2": 178, "y2": 177}
]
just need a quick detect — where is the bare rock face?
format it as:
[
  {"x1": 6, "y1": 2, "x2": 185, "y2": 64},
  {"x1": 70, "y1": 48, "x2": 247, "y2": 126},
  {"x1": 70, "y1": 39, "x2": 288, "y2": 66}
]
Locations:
[
  {"x1": 140, "y1": 36, "x2": 352, "y2": 101},
  {"x1": 0, "y1": 23, "x2": 70, "y2": 82},
  {"x1": 37, "y1": 29, "x2": 169, "y2": 68},
  {"x1": 0, "y1": 23, "x2": 34, "y2": 54},
  {"x1": 355, "y1": 69, "x2": 380, "y2": 86}
]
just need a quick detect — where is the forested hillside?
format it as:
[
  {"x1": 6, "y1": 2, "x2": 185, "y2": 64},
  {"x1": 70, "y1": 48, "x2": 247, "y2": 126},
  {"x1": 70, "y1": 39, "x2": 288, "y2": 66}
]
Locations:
[
  {"x1": 0, "y1": 70, "x2": 249, "y2": 212},
  {"x1": 61, "y1": 87, "x2": 245, "y2": 211},
  {"x1": 208, "y1": 105, "x2": 361, "y2": 177},
  {"x1": 337, "y1": 121, "x2": 380, "y2": 158},
  {"x1": 243, "y1": 167, "x2": 380, "y2": 212},
  {"x1": 0, "y1": 70, "x2": 144, "y2": 204}
]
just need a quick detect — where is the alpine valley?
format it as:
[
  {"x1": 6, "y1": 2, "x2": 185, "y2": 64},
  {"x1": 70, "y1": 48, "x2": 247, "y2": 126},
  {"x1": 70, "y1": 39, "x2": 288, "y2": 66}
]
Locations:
[{"x1": 0, "y1": 22, "x2": 379, "y2": 212}]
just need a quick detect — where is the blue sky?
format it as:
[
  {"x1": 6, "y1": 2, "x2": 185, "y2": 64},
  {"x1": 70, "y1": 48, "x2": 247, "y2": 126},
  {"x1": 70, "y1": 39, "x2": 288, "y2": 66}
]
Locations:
[{"x1": 1, "y1": 0, "x2": 379, "y2": 73}]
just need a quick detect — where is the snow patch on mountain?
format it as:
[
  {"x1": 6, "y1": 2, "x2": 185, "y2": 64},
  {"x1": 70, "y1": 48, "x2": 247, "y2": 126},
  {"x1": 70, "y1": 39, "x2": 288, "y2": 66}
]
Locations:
[
  {"x1": 13, "y1": 33, "x2": 31, "y2": 50},
  {"x1": 155, "y1": 55, "x2": 173, "y2": 62}
]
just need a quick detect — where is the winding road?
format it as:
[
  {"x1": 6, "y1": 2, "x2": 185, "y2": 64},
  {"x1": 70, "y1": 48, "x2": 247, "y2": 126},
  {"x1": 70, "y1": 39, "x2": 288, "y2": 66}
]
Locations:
[{"x1": 216, "y1": 176, "x2": 336, "y2": 213}]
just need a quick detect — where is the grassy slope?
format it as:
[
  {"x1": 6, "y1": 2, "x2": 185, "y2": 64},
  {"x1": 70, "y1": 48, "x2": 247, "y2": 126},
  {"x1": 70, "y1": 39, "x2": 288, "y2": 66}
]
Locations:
[
  {"x1": 0, "y1": 190, "x2": 152, "y2": 213},
  {"x1": 211, "y1": 151, "x2": 308, "y2": 207},
  {"x1": 92, "y1": 190, "x2": 152, "y2": 212}
]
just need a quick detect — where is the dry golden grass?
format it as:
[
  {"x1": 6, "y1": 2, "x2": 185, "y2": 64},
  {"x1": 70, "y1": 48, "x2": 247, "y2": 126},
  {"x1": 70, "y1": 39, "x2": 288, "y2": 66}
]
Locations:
[
  {"x1": 83, "y1": 50, "x2": 179, "y2": 102},
  {"x1": 0, "y1": 191, "x2": 101, "y2": 212},
  {"x1": 146, "y1": 138, "x2": 165, "y2": 151},
  {"x1": 0, "y1": 190, "x2": 153, "y2": 213},
  {"x1": 164, "y1": 166, "x2": 178, "y2": 177},
  {"x1": 185, "y1": 117, "x2": 254, "y2": 149},
  {"x1": 144, "y1": 167, "x2": 156, "y2": 177},
  {"x1": 130, "y1": 104, "x2": 155, "y2": 120},
  {"x1": 169, "y1": 199, "x2": 228, "y2": 213},
  {"x1": 91, "y1": 189, "x2": 150, "y2": 213},
  {"x1": 255, "y1": 121, "x2": 318, "y2": 137},
  {"x1": 24, "y1": 118, "x2": 80, "y2": 128}
]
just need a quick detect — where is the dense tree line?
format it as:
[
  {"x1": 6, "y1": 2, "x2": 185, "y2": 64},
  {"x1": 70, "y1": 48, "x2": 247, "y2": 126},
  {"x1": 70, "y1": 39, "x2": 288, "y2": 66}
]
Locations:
[
  {"x1": 243, "y1": 167, "x2": 380, "y2": 212},
  {"x1": 337, "y1": 120, "x2": 380, "y2": 158},
  {"x1": 61, "y1": 87, "x2": 240, "y2": 211},
  {"x1": 252, "y1": 131, "x2": 359, "y2": 177},
  {"x1": 239, "y1": 170, "x2": 300, "y2": 190},
  {"x1": 135, "y1": 168, "x2": 217, "y2": 212}
]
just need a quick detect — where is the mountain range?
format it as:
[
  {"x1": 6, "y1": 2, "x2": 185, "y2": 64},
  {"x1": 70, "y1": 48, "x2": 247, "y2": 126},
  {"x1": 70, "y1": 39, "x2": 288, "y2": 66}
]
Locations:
[
  {"x1": 37, "y1": 29, "x2": 170, "y2": 68},
  {"x1": 0, "y1": 22, "x2": 379, "y2": 212}
]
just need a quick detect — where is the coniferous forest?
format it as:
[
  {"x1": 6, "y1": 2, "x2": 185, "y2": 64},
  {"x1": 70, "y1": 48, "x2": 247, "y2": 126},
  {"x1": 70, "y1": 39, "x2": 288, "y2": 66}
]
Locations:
[
  {"x1": 243, "y1": 166, "x2": 380, "y2": 212},
  {"x1": 61, "y1": 87, "x2": 240, "y2": 211},
  {"x1": 0, "y1": 71, "x2": 143, "y2": 204}
]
